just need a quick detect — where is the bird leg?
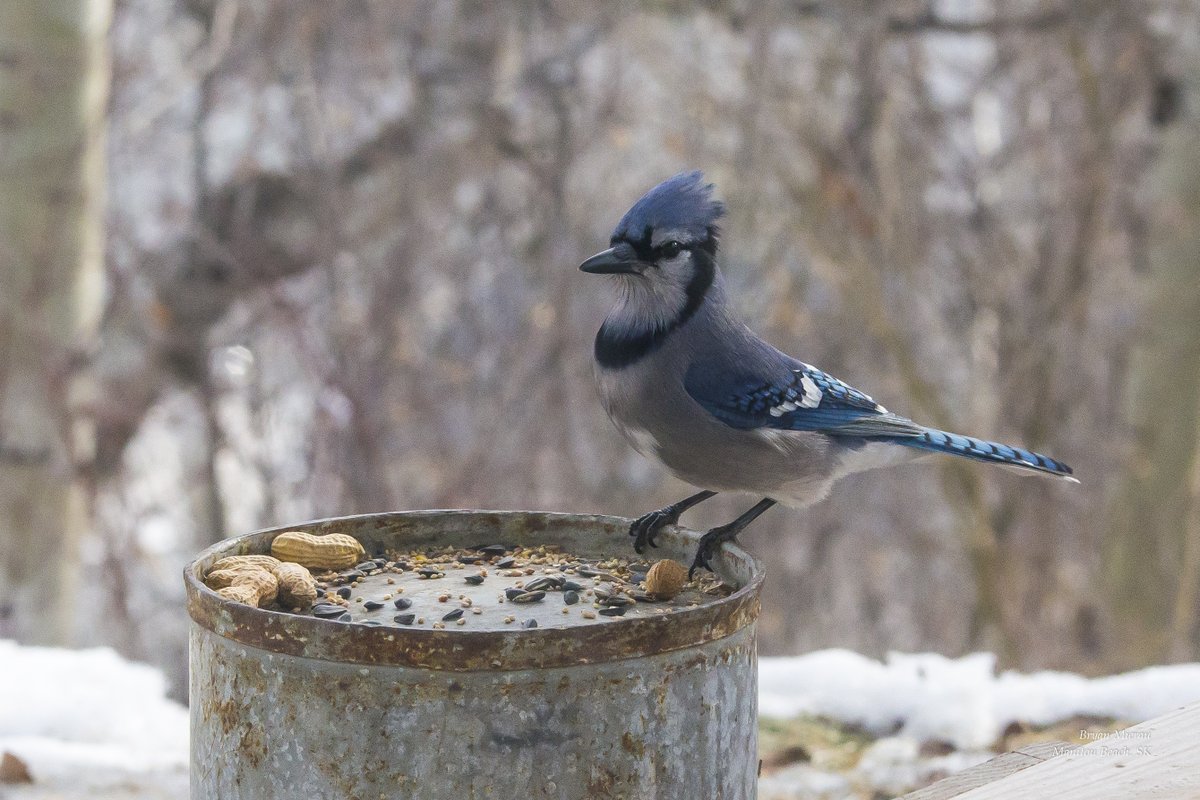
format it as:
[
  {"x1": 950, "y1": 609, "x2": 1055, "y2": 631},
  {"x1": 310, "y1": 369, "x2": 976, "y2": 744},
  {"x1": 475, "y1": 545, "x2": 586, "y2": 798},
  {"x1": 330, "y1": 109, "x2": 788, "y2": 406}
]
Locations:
[
  {"x1": 689, "y1": 498, "x2": 777, "y2": 578},
  {"x1": 629, "y1": 490, "x2": 717, "y2": 554}
]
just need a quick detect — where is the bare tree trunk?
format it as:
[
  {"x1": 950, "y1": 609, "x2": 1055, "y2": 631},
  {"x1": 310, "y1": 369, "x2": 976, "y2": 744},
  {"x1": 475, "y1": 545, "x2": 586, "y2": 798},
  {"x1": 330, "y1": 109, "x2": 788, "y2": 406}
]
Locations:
[
  {"x1": 0, "y1": 0, "x2": 110, "y2": 644},
  {"x1": 1104, "y1": 81, "x2": 1200, "y2": 666}
]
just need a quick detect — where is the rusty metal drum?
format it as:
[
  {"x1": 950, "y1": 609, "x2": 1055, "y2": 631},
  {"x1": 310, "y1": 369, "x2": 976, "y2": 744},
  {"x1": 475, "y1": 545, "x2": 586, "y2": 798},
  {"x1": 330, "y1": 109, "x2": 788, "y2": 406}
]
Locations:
[{"x1": 185, "y1": 510, "x2": 763, "y2": 799}]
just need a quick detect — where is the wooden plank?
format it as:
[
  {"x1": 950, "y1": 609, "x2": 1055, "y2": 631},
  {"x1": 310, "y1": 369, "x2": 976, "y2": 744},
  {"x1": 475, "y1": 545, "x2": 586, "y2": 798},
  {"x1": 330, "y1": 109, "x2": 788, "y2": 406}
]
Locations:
[
  {"x1": 899, "y1": 742, "x2": 1072, "y2": 800},
  {"x1": 952, "y1": 701, "x2": 1200, "y2": 800}
]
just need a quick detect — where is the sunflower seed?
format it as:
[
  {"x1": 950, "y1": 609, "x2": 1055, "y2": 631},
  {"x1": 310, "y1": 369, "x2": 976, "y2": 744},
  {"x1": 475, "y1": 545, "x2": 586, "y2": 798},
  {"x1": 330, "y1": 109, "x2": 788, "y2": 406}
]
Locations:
[
  {"x1": 394, "y1": 613, "x2": 415, "y2": 625},
  {"x1": 363, "y1": 600, "x2": 384, "y2": 611},
  {"x1": 442, "y1": 608, "x2": 464, "y2": 622},
  {"x1": 599, "y1": 606, "x2": 627, "y2": 617},
  {"x1": 522, "y1": 619, "x2": 538, "y2": 629},
  {"x1": 393, "y1": 597, "x2": 412, "y2": 610},
  {"x1": 524, "y1": 576, "x2": 563, "y2": 592},
  {"x1": 511, "y1": 591, "x2": 545, "y2": 604},
  {"x1": 563, "y1": 590, "x2": 580, "y2": 605},
  {"x1": 464, "y1": 574, "x2": 485, "y2": 585}
]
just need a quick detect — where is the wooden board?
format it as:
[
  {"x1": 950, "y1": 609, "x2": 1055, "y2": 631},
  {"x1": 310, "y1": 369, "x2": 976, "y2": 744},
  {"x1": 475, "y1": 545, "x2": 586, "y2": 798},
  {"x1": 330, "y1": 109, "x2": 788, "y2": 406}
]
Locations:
[
  {"x1": 904, "y1": 701, "x2": 1200, "y2": 800},
  {"x1": 899, "y1": 742, "x2": 1071, "y2": 800}
]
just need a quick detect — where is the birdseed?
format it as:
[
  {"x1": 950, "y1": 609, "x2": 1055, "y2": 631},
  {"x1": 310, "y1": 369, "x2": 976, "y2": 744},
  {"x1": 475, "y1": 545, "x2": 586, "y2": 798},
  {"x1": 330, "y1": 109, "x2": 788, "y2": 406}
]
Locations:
[{"x1": 216, "y1": 540, "x2": 732, "y2": 631}]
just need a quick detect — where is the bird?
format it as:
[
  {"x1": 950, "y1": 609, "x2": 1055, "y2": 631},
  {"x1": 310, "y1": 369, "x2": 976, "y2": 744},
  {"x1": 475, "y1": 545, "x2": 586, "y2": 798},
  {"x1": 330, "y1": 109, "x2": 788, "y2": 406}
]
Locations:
[{"x1": 580, "y1": 171, "x2": 1077, "y2": 578}]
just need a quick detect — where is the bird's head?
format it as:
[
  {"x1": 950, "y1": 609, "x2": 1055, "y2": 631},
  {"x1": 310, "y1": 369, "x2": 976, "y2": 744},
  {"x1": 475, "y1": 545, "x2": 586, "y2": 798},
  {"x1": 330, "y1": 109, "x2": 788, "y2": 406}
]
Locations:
[
  {"x1": 580, "y1": 171, "x2": 725, "y2": 326},
  {"x1": 581, "y1": 170, "x2": 724, "y2": 281}
]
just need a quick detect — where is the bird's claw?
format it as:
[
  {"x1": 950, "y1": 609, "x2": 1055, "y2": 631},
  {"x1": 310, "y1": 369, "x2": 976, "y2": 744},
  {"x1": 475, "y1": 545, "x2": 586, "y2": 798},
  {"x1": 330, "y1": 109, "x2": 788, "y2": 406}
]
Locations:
[
  {"x1": 629, "y1": 507, "x2": 679, "y2": 554},
  {"x1": 687, "y1": 525, "x2": 736, "y2": 579},
  {"x1": 688, "y1": 542, "x2": 717, "y2": 579}
]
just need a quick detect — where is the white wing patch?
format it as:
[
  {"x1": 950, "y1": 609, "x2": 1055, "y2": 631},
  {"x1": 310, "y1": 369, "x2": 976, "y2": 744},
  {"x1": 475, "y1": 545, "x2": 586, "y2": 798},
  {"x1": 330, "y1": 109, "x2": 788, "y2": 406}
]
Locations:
[
  {"x1": 798, "y1": 362, "x2": 888, "y2": 413},
  {"x1": 768, "y1": 402, "x2": 796, "y2": 417},
  {"x1": 765, "y1": 370, "x2": 826, "y2": 417},
  {"x1": 798, "y1": 373, "x2": 822, "y2": 408}
]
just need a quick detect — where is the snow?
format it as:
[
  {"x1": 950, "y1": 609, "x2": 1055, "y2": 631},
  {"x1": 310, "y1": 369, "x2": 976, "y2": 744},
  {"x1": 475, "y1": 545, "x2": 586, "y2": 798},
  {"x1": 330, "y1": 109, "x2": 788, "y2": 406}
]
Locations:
[
  {"x1": 759, "y1": 648, "x2": 1200, "y2": 749},
  {"x1": 0, "y1": 640, "x2": 188, "y2": 796}
]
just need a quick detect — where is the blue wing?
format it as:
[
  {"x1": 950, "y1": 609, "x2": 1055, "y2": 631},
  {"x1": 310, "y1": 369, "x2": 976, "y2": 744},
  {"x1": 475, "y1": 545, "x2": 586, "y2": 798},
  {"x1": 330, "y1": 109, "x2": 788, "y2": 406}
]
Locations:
[
  {"x1": 684, "y1": 358, "x2": 925, "y2": 438},
  {"x1": 684, "y1": 357, "x2": 1077, "y2": 480}
]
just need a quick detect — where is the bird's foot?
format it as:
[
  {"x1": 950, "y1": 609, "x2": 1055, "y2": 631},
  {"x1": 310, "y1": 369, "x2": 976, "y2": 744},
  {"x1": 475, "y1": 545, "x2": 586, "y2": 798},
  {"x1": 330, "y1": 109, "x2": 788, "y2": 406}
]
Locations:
[
  {"x1": 688, "y1": 525, "x2": 739, "y2": 579},
  {"x1": 629, "y1": 506, "x2": 682, "y2": 554}
]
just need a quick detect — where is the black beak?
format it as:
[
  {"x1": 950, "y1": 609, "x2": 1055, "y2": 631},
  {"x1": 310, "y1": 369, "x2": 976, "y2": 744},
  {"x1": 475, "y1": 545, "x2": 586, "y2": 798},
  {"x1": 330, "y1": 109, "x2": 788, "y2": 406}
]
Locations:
[{"x1": 579, "y1": 246, "x2": 640, "y2": 275}]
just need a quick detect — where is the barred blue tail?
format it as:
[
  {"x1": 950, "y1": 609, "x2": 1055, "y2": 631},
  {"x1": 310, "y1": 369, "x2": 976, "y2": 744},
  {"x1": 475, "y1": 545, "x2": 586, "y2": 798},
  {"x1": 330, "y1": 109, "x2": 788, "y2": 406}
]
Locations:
[{"x1": 896, "y1": 427, "x2": 1077, "y2": 482}]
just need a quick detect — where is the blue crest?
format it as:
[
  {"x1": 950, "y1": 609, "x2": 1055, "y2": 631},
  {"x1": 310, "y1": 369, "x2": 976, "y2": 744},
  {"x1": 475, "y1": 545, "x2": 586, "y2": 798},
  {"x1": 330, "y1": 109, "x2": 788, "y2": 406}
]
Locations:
[{"x1": 613, "y1": 171, "x2": 726, "y2": 243}]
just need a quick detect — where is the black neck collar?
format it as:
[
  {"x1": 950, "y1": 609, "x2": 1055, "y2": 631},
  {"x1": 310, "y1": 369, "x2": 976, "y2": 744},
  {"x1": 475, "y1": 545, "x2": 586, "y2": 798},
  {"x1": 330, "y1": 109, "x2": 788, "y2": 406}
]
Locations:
[{"x1": 594, "y1": 249, "x2": 716, "y2": 369}]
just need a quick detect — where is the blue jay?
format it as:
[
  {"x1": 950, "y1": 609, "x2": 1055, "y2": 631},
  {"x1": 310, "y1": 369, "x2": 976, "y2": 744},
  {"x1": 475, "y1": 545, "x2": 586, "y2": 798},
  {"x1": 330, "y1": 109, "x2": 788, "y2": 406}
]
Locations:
[{"x1": 580, "y1": 171, "x2": 1077, "y2": 577}]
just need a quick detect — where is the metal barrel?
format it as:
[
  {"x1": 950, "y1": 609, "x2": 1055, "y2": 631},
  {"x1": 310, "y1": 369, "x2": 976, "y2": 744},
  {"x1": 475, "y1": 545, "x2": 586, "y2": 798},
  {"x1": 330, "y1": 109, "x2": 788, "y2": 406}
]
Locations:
[{"x1": 186, "y1": 510, "x2": 763, "y2": 799}]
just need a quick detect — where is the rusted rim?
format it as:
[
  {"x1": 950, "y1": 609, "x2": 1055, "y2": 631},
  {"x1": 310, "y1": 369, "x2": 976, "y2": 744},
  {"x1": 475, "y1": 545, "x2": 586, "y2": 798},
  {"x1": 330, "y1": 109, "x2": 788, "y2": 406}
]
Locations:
[{"x1": 185, "y1": 510, "x2": 763, "y2": 671}]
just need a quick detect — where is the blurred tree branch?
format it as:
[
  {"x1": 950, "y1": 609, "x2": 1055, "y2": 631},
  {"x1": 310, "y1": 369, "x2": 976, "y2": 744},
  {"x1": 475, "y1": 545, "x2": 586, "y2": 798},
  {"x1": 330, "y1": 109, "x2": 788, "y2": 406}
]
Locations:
[{"x1": 887, "y1": 8, "x2": 1070, "y2": 35}]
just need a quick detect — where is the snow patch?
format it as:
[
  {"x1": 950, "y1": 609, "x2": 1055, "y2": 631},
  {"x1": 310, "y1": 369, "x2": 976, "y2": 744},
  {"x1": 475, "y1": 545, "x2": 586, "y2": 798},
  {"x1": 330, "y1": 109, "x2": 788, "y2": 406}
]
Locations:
[
  {"x1": 760, "y1": 649, "x2": 1200, "y2": 749},
  {"x1": 0, "y1": 641, "x2": 188, "y2": 790}
]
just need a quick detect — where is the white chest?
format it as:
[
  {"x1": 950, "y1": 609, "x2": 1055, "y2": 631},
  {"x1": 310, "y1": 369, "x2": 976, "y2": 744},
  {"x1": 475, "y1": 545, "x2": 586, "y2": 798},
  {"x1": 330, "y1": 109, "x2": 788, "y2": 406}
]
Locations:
[{"x1": 594, "y1": 365, "x2": 663, "y2": 458}]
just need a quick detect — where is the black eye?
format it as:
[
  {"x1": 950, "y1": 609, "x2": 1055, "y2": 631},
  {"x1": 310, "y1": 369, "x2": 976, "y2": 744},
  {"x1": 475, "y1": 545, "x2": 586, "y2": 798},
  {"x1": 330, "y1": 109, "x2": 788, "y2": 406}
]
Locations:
[{"x1": 659, "y1": 240, "x2": 684, "y2": 259}]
